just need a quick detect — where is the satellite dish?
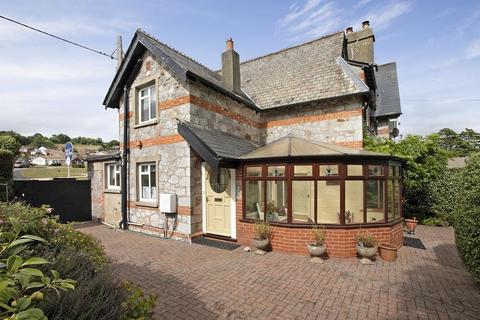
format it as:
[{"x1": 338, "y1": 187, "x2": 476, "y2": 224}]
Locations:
[{"x1": 391, "y1": 127, "x2": 400, "y2": 138}]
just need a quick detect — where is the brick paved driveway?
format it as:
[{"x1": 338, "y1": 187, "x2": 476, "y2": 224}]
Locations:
[{"x1": 78, "y1": 224, "x2": 480, "y2": 320}]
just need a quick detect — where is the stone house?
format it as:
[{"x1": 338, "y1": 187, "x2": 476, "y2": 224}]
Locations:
[{"x1": 88, "y1": 21, "x2": 403, "y2": 257}]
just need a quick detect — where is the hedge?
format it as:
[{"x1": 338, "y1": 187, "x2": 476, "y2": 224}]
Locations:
[
  {"x1": 428, "y1": 168, "x2": 463, "y2": 225},
  {"x1": 454, "y1": 152, "x2": 480, "y2": 284},
  {"x1": 0, "y1": 149, "x2": 14, "y2": 181}
]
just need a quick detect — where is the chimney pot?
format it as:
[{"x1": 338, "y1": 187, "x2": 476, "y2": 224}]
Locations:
[
  {"x1": 346, "y1": 27, "x2": 353, "y2": 34},
  {"x1": 362, "y1": 20, "x2": 370, "y2": 28},
  {"x1": 226, "y1": 37, "x2": 234, "y2": 50}
]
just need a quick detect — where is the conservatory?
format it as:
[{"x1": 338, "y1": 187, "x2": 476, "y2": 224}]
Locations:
[{"x1": 236, "y1": 136, "x2": 404, "y2": 257}]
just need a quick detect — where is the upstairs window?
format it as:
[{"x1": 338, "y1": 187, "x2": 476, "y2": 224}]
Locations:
[{"x1": 138, "y1": 85, "x2": 156, "y2": 123}]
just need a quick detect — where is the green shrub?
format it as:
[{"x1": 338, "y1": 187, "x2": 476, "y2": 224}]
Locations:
[
  {"x1": 0, "y1": 135, "x2": 20, "y2": 155},
  {"x1": 0, "y1": 202, "x2": 156, "y2": 319},
  {"x1": 0, "y1": 149, "x2": 14, "y2": 182},
  {"x1": 0, "y1": 218, "x2": 76, "y2": 319},
  {"x1": 454, "y1": 152, "x2": 480, "y2": 284},
  {"x1": 429, "y1": 168, "x2": 463, "y2": 224},
  {"x1": 421, "y1": 216, "x2": 449, "y2": 227}
]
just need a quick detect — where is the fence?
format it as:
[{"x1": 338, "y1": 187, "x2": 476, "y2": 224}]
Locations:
[{"x1": 13, "y1": 178, "x2": 92, "y2": 222}]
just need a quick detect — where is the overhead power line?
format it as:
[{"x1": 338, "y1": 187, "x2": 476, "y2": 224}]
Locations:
[{"x1": 0, "y1": 14, "x2": 116, "y2": 59}]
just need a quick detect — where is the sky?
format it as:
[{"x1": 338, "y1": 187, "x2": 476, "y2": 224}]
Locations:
[{"x1": 1, "y1": 0, "x2": 479, "y2": 141}]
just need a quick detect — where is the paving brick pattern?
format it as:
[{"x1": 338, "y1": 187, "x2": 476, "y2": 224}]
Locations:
[{"x1": 78, "y1": 224, "x2": 480, "y2": 320}]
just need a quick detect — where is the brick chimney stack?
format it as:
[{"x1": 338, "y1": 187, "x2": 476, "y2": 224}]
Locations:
[{"x1": 222, "y1": 37, "x2": 241, "y2": 93}]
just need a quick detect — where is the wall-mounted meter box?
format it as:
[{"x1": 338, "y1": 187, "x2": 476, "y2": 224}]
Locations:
[{"x1": 160, "y1": 193, "x2": 177, "y2": 213}]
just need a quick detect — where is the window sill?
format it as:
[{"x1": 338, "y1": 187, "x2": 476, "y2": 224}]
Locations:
[
  {"x1": 134, "y1": 119, "x2": 158, "y2": 129},
  {"x1": 135, "y1": 201, "x2": 158, "y2": 208},
  {"x1": 104, "y1": 189, "x2": 121, "y2": 194}
]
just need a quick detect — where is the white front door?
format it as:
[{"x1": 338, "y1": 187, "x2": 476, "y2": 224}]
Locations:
[{"x1": 205, "y1": 166, "x2": 232, "y2": 237}]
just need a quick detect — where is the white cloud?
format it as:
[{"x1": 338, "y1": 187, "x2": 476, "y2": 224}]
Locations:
[
  {"x1": 0, "y1": 15, "x2": 136, "y2": 43},
  {"x1": 466, "y1": 39, "x2": 480, "y2": 59},
  {"x1": 362, "y1": 1, "x2": 413, "y2": 31},
  {"x1": 279, "y1": 0, "x2": 323, "y2": 27},
  {"x1": 277, "y1": 0, "x2": 413, "y2": 42}
]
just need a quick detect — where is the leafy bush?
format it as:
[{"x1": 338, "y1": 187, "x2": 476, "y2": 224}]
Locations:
[
  {"x1": 0, "y1": 218, "x2": 75, "y2": 319},
  {"x1": 428, "y1": 168, "x2": 463, "y2": 224},
  {"x1": 454, "y1": 153, "x2": 480, "y2": 284},
  {"x1": 0, "y1": 149, "x2": 14, "y2": 182},
  {"x1": 421, "y1": 216, "x2": 449, "y2": 227},
  {"x1": 0, "y1": 136, "x2": 20, "y2": 155},
  {"x1": 0, "y1": 202, "x2": 156, "y2": 319}
]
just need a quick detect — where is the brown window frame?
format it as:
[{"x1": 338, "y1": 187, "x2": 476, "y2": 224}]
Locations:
[{"x1": 243, "y1": 160, "x2": 402, "y2": 227}]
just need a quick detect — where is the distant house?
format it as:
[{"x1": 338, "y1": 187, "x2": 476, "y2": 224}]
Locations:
[{"x1": 31, "y1": 156, "x2": 47, "y2": 166}]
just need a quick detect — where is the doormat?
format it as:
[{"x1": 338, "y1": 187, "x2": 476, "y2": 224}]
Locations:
[
  {"x1": 403, "y1": 237, "x2": 426, "y2": 250},
  {"x1": 192, "y1": 237, "x2": 241, "y2": 251}
]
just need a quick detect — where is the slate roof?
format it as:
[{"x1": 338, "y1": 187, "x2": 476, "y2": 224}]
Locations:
[
  {"x1": 105, "y1": 30, "x2": 371, "y2": 111},
  {"x1": 237, "y1": 32, "x2": 369, "y2": 109},
  {"x1": 104, "y1": 30, "x2": 257, "y2": 110},
  {"x1": 86, "y1": 152, "x2": 120, "y2": 162},
  {"x1": 240, "y1": 136, "x2": 389, "y2": 159},
  {"x1": 177, "y1": 121, "x2": 257, "y2": 160},
  {"x1": 375, "y1": 62, "x2": 402, "y2": 117}
]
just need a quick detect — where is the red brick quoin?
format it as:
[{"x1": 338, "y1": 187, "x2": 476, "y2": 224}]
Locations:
[{"x1": 235, "y1": 168, "x2": 404, "y2": 257}]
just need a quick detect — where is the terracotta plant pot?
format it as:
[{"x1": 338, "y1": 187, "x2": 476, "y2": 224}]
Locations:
[
  {"x1": 307, "y1": 243, "x2": 326, "y2": 257},
  {"x1": 405, "y1": 218, "x2": 418, "y2": 234},
  {"x1": 379, "y1": 243, "x2": 398, "y2": 262},
  {"x1": 252, "y1": 238, "x2": 270, "y2": 251}
]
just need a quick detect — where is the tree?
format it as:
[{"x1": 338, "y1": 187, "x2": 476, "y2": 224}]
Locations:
[
  {"x1": 50, "y1": 133, "x2": 71, "y2": 144},
  {"x1": 0, "y1": 135, "x2": 21, "y2": 154},
  {"x1": 31, "y1": 134, "x2": 55, "y2": 148},
  {"x1": 437, "y1": 128, "x2": 480, "y2": 156}
]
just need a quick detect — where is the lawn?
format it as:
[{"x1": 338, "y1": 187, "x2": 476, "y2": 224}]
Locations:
[{"x1": 21, "y1": 166, "x2": 87, "y2": 179}]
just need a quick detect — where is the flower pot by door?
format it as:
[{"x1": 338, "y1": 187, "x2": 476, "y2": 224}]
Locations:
[
  {"x1": 307, "y1": 244, "x2": 327, "y2": 264},
  {"x1": 405, "y1": 219, "x2": 418, "y2": 235},
  {"x1": 356, "y1": 245, "x2": 377, "y2": 265},
  {"x1": 252, "y1": 238, "x2": 269, "y2": 255},
  {"x1": 379, "y1": 243, "x2": 398, "y2": 262}
]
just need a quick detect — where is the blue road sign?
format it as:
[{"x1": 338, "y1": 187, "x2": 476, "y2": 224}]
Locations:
[{"x1": 65, "y1": 142, "x2": 73, "y2": 159}]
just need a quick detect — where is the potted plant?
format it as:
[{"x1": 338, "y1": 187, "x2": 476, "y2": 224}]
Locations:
[
  {"x1": 378, "y1": 243, "x2": 398, "y2": 262},
  {"x1": 306, "y1": 225, "x2": 327, "y2": 263},
  {"x1": 356, "y1": 233, "x2": 378, "y2": 265},
  {"x1": 252, "y1": 220, "x2": 272, "y2": 255},
  {"x1": 404, "y1": 217, "x2": 418, "y2": 235}
]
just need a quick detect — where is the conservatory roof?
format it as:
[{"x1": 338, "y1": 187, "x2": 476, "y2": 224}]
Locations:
[{"x1": 240, "y1": 136, "x2": 389, "y2": 160}]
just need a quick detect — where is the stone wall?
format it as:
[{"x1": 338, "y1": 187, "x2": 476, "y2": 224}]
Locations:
[
  {"x1": 188, "y1": 79, "x2": 263, "y2": 144},
  {"x1": 88, "y1": 161, "x2": 104, "y2": 222},
  {"x1": 260, "y1": 96, "x2": 364, "y2": 148},
  {"x1": 118, "y1": 52, "x2": 195, "y2": 238}
]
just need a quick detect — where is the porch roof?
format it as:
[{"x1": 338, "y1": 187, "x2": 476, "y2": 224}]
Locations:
[{"x1": 177, "y1": 120, "x2": 258, "y2": 170}]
